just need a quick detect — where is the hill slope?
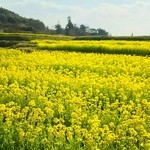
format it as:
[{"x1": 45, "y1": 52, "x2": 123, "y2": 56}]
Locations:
[{"x1": 0, "y1": 7, "x2": 47, "y2": 33}]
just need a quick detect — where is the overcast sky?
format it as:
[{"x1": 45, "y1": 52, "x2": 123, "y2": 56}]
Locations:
[{"x1": 1, "y1": 0, "x2": 150, "y2": 36}]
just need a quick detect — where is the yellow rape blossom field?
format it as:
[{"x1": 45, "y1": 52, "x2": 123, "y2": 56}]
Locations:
[
  {"x1": 32, "y1": 40, "x2": 150, "y2": 56},
  {"x1": 0, "y1": 41, "x2": 150, "y2": 150}
]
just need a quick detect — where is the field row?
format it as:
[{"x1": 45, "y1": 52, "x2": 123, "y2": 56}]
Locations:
[
  {"x1": 32, "y1": 40, "x2": 150, "y2": 56},
  {"x1": 0, "y1": 48, "x2": 150, "y2": 149}
]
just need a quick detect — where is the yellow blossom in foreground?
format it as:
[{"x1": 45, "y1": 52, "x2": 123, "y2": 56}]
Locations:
[{"x1": 0, "y1": 46, "x2": 149, "y2": 150}]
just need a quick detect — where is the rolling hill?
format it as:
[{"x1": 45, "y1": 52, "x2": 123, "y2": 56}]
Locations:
[{"x1": 0, "y1": 7, "x2": 48, "y2": 33}]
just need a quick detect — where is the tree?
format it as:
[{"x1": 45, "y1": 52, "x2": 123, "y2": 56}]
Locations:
[
  {"x1": 27, "y1": 18, "x2": 46, "y2": 31},
  {"x1": 8, "y1": 17, "x2": 16, "y2": 24},
  {"x1": 55, "y1": 22, "x2": 62, "y2": 34},
  {"x1": 0, "y1": 13, "x2": 7, "y2": 22},
  {"x1": 89, "y1": 28, "x2": 97, "y2": 35},
  {"x1": 74, "y1": 24, "x2": 80, "y2": 35},
  {"x1": 79, "y1": 24, "x2": 86, "y2": 36},
  {"x1": 65, "y1": 16, "x2": 74, "y2": 36},
  {"x1": 97, "y1": 28, "x2": 108, "y2": 36}
]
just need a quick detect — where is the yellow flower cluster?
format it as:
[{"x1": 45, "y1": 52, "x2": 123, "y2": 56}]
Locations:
[
  {"x1": 0, "y1": 47, "x2": 150, "y2": 149},
  {"x1": 32, "y1": 40, "x2": 150, "y2": 56}
]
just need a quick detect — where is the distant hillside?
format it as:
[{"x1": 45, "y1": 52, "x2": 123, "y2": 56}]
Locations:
[{"x1": 0, "y1": 7, "x2": 48, "y2": 33}]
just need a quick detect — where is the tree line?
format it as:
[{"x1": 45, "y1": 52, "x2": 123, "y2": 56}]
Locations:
[
  {"x1": 0, "y1": 7, "x2": 109, "y2": 36},
  {"x1": 55, "y1": 16, "x2": 109, "y2": 36}
]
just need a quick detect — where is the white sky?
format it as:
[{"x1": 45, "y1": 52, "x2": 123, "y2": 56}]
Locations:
[{"x1": 0, "y1": 0, "x2": 150, "y2": 36}]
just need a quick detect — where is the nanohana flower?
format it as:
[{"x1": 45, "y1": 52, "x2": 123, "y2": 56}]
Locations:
[{"x1": 0, "y1": 41, "x2": 149, "y2": 150}]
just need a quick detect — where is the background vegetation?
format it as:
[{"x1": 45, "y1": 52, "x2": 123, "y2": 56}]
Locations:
[
  {"x1": 0, "y1": 7, "x2": 48, "y2": 33},
  {"x1": 0, "y1": 7, "x2": 109, "y2": 36}
]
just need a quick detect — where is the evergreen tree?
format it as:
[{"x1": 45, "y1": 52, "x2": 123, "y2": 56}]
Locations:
[
  {"x1": 55, "y1": 21, "x2": 62, "y2": 34},
  {"x1": 65, "y1": 16, "x2": 74, "y2": 36}
]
